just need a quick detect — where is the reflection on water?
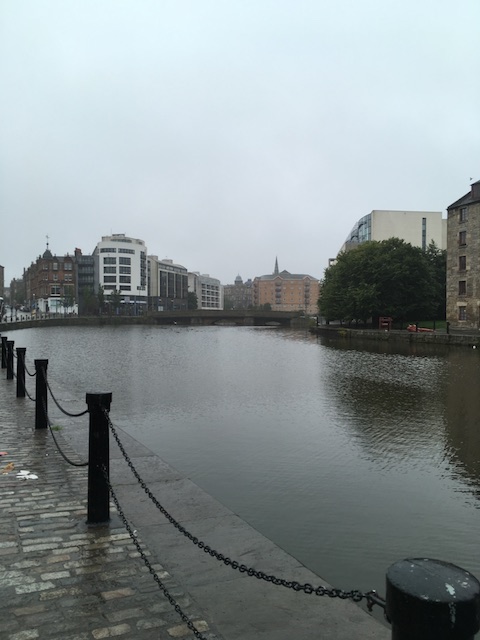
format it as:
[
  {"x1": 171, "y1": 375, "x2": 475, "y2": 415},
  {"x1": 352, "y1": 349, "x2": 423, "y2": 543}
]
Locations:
[{"x1": 9, "y1": 325, "x2": 480, "y2": 606}]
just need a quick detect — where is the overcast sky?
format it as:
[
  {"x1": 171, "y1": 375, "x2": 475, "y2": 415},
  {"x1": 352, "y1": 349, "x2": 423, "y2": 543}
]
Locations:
[{"x1": 1, "y1": 0, "x2": 479, "y2": 286}]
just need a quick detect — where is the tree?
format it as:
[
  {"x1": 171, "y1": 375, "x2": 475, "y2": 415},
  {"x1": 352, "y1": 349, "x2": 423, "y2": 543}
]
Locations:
[
  {"x1": 425, "y1": 240, "x2": 446, "y2": 320},
  {"x1": 80, "y1": 286, "x2": 97, "y2": 315},
  {"x1": 187, "y1": 291, "x2": 198, "y2": 310},
  {"x1": 319, "y1": 238, "x2": 438, "y2": 324}
]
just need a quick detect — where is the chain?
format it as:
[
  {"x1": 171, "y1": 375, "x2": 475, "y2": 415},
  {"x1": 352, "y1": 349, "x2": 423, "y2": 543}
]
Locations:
[
  {"x1": 106, "y1": 412, "x2": 385, "y2": 609},
  {"x1": 42, "y1": 398, "x2": 88, "y2": 467},
  {"x1": 42, "y1": 369, "x2": 88, "y2": 417},
  {"x1": 103, "y1": 467, "x2": 210, "y2": 640}
]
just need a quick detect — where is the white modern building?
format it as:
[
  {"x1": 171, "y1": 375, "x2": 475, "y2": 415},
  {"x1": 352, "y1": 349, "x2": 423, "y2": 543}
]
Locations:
[
  {"x1": 93, "y1": 234, "x2": 148, "y2": 308},
  {"x1": 148, "y1": 256, "x2": 189, "y2": 311},
  {"x1": 188, "y1": 272, "x2": 224, "y2": 310},
  {"x1": 339, "y1": 210, "x2": 446, "y2": 254}
]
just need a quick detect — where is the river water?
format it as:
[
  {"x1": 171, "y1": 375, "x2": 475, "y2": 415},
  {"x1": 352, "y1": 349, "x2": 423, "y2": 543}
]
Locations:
[{"x1": 9, "y1": 324, "x2": 480, "y2": 598}]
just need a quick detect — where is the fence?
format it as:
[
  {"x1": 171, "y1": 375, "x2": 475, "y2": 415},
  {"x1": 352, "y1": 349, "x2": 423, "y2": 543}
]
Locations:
[{"x1": 1, "y1": 330, "x2": 480, "y2": 639}]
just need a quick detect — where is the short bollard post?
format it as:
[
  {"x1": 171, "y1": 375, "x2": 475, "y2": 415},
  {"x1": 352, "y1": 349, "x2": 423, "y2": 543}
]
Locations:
[
  {"x1": 386, "y1": 558, "x2": 480, "y2": 640},
  {"x1": 1, "y1": 335, "x2": 7, "y2": 369},
  {"x1": 16, "y1": 347, "x2": 26, "y2": 398},
  {"x1": 86, "y1": 392, "x2": 112, "y2": 525},
  {"x1": 6, "y1": 340, "x2": 14, "y2": 380},
  {"x1": 34, "y1": 359, "x2": 48, "y2": 429}
]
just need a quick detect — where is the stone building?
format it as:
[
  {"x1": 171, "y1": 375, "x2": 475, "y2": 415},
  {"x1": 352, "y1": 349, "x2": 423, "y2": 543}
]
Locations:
[
  {"x1": 446, "y1": 180, "x2": 480, "y2": 329},
  {"x1": 24, "y1": 242, "x2": 76, "y2": 313},
  {"x1": 253, "y1": 259, "x2": 320, "y2": 315},
  {"x1": 223, "y1": 275, "x2": 253, "y2": 309}
]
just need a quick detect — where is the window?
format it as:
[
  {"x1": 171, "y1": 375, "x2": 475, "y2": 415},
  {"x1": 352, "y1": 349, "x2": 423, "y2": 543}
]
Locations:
[
  {"x1": 119, "y1": 276, "x2": 131, "y2": 283},
  {"x1": 120, "y1": 285, "x2": 131, "y2": 291},
  {"x1": 50, "y1": 285, "x2": 61, "y2": 296},
  {"x1": 459, "y1": 280, "x2": 467, "y2": 296},
  {"x1": 119, "y1": 257, "x2": 131, "y2": 265},
  {"x1": 104, "y1": 266, "x2": 116, "y2": 274},
  {"x1": 64, "y1": 263, "x2": 73, "y2": 270},
  {"x1": 53, "y1": 262, "x2": 58, "y2": 270},
  {"x1": 118, "y1": 248, "x2": 135, "y2": 254},
  {"x1": 119, "y1": 266, "x2": 131, "y2": 274},
  {"x1": 100, "y1": 247, "x2": 116, "y2": 253},
  {"x1": 64, "y1": 274, "x2": 72, "y2": 282},
  {"x1": 459, "y1": 230, "x2": 467, "y2": 246},
  {"x1": 459, "y1": 306, "x2": 467, "y2": 321},
  {"x1": 104, "y1": 276, "x2": 116, "y2": 283},
  {"x1": 53, "y1": 274, "x2": 58, "y2": 281},
  {"x1": 459, "y1": 255, "x2": 467, "y2": 271},
  {"x1": 460, "y1": 208, "x2": 467, "y2": 223},
  {"x1": 103, "y1": 257, "x2": 116, "y2": 264}
]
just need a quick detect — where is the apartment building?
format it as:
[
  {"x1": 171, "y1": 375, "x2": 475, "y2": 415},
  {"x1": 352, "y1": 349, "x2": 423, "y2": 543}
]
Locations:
[
  {"x1": 93, "y1": 234, "x2": 147, "y2": 308},
  {"x1": 253, "y1": 259, "x2": 320, "y2": 315},
  {"x1": 446, "y1": 180, "x2": 480, "y2": 328},
  {"x1": 23, "y1": 243, "x2": 76, "y2": 313},
  {"x1": 188, "y1": 272, "x2": 223, "y2": 310}
]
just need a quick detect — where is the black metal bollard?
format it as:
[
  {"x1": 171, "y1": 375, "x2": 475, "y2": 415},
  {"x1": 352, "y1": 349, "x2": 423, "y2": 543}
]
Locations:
[
  {"x1": 6, "y1": 340, "x2": 14, "y2": 380},
  {"x1": 386, "y1": 558, "x2": 480, "y2": 640},
  {"x1": 1, "y1": 335, "x2": 7, "y2": 368},
  {"x1": 16, "y1": 347, "x2": 26, "y2": 398},
  {"x1": 34, "y1": 359, "x2": 48, "y2": 429},
  {"x1": 86, "y1": 393, "x2": 112, "y2": 525}
]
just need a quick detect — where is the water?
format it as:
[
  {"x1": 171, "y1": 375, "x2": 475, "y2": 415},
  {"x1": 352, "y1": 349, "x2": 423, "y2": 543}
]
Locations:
[{"x1": 9, "y1": 324, "x2": 480, "y2": 598}]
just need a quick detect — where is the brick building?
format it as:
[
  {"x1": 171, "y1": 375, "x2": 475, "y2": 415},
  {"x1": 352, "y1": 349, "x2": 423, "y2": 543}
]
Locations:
[
  {"x1": 253, "y1": 259, "x2": 320, "y2": 315},
  {"x1": 24, "y1": 244, "x2": 76, "y2": 314},
  {"x1": 446, "y1": 180, "x2": 480, "y2": 329}
]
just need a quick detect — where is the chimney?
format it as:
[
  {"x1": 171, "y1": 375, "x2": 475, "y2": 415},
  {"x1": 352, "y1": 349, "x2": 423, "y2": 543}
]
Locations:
[{"x1": 472, "y1": 181, "x2": 480, "y2": 199}]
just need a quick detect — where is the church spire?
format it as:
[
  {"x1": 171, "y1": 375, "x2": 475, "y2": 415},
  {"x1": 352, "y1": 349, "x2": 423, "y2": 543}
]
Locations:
[{"x1": 274, "y1": 257, "x2": 279, "y2": 275}]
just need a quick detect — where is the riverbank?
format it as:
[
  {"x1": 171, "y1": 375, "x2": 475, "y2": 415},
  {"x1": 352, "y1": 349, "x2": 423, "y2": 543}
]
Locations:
[
  {"x1": 310, "y1": 325, "x2": 480, "y2": 347},
  {"x1": 0, "y1": 365, "x2": 389, "y2": 639}
]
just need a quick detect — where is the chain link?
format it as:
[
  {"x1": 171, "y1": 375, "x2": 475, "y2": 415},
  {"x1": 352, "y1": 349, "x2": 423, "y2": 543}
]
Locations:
[
  {"x1": 42, "y1": 398, "x2": 88, "y2": 467},
  {"x1": 43, "y1": 371, "x2": 88, "y2": 417},
  {"x1": 103, "y1": 467, "x2": 210, "y2": 640},
  {"x1": 106, "y1": 411, "x2": 385, "y2": 609}
]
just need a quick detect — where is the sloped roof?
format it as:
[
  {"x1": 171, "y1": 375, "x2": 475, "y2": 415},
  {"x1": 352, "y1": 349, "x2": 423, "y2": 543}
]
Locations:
[{"x1": 448, "y1": 180, "x2": 480, "y2": 209}]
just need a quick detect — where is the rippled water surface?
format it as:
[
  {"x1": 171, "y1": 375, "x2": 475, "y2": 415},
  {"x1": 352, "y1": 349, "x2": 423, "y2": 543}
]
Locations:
[{"x1": 11, "y1": 325, "x2": 480, "y2": 597}]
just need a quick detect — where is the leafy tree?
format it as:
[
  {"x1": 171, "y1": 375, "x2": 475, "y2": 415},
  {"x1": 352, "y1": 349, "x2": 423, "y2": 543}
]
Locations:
[
  {"x1": 319, "y1": 238, "x2": 438, "y2": 324},
  {"x1": 425, "y1": 240, "x2": 446, "y2": 320},
  {"x1": 187, "y1": 291, "x2": 198, "y2": 310}
]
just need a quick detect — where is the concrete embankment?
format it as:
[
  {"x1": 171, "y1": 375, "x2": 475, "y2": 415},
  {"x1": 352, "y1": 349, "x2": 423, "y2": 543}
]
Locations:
[
  {"x1": 310, "y1": 325, "x2": 480, "y2": 347},
  {"x1": 0, "y1": 368, "x2": 389, "y2": 639}
]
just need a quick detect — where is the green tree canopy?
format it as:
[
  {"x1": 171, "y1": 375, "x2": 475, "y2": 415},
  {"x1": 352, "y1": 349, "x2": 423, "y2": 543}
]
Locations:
[{"x1": 319, "y1": 238, "x2": 439, "y2": 323}]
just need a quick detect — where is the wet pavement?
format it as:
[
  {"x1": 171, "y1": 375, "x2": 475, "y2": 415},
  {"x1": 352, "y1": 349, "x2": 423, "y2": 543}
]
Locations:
[{"x1": 0, "y1": 356, "x2": 390, "y2": 640}]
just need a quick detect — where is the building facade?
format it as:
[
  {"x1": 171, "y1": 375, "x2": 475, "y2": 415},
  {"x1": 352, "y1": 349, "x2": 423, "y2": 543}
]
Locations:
[
  {"x1": 340, "y1": 210, "x2": 446, "y2": 254},
  {"x1": 188, "y1": 272, "x2": 224, "y2": 310},
  {"x1": 93, "y1": 234, "x2": 148, "y2": 310},
  {"x1": 223, "y1": 275, "x2": 253, "y2": 309},
  {"x1": 24, "y1": 244, "x2": 76, "y2": 313},
  {"x1": 74, "y1": 248, "x2": 95, "y2": 314},
  {"x1": 148, "y1": 256, "x2": 189, "y2": 311},
  {"x1": 253, "y1": 259, "x2": 320, "y2": 315},
  {"x1": 446, "y1": 181, "x2": 480, "y2": 329}
]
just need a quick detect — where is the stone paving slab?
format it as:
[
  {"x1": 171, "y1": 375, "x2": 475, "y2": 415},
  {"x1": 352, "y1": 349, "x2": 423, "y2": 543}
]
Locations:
[{"x1": 0, "y1": 357, "x2": 390, "y2": 640}]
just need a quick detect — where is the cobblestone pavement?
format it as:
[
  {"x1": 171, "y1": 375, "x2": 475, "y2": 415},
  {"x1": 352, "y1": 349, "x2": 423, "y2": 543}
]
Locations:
[{"x1": 0, "y1": 375, "x2": 222, "y2": 640}]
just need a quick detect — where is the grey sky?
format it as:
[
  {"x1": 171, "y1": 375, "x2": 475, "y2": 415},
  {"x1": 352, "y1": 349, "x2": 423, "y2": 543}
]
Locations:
[{"x1": 1, "y1": 0, "x2": 479, "y2": 286}]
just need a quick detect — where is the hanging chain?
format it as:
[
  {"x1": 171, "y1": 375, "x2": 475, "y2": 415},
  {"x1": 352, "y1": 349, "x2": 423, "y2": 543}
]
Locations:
[
  {"x1": 103, "y1": 467, "x2": 210, "y2": 640},
  {"x1": 105, "y1": 411, "x2": 386, "y2": 610}
]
